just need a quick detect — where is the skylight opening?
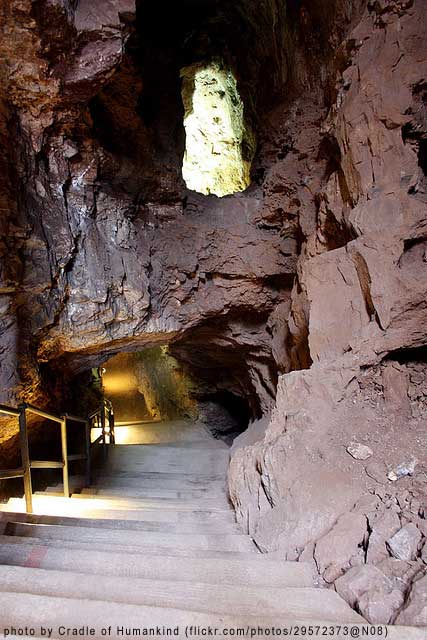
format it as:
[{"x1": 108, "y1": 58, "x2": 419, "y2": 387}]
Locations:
[{"x1": 181, "y1": 61, "x2": 255, "y2": 197}]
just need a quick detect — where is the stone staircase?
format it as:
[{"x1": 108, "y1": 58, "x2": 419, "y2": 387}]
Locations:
[{"x1": 0, "y1": 422, "x2": 423, "y2": 639}]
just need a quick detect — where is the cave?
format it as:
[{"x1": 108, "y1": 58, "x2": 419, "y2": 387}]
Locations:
[{"x1": 0, "y1": 0, "x2": 427, "y2": 632}]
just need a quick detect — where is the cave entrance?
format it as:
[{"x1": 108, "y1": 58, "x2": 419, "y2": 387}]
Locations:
[
  {"x1": 97, "y1": 346, "x2": 251, "y2": 446},
  {"x1": 181, "y1": 61, "x2": 255, "y2": 197}
]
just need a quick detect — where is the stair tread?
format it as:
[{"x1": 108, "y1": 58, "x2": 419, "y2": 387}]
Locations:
[
  {"x1": 0, "y1": 565, "x2": 361, "y2": 620},
  {"x1": 0, "y1": 534, "x2": 275, "y2": 560},
  {"x1": 2, "y1": 497, "x2": 233, "y2": 519},
  {"x1": 0, "y1": 423, "x2": 373, "y2": 630},
  {"x1": 37, "y1": 489, "x2": 230, "y2": 504},
  {"x1": 0, "y1": 591, "x2": 367, "y2": 638},
  {"x1": 6, "y1": 521, "x2": 256, "y2": 552},
  {"x1": 69, "y1": 492, "x2": 230, "y2": 506},
  {"x1": 80, "y1": 487, "x2": 228, "y2": 497},
  {"x1": 0, "y1": 510, "x2": 236, "y2": 529},
  {"x1": 0, "y1": 542, "x2": 315, "y2": 587},
  {"x1": 3, "y1": 511, "x2": 239, "y2": 533}
]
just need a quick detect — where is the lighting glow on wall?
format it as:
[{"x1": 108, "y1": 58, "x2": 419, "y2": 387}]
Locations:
[{"x1": 181, "y1": 61, "x2": 255, "y2": 197}]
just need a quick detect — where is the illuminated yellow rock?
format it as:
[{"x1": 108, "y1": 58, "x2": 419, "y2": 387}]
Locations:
[{"x1": 181, "y1": 61, "x2": 255, "y2": 197}]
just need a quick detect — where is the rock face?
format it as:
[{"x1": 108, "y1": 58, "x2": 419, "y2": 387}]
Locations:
[
  {"x1": 229, "y1": 0, "x2": 427, "y2": 626},
  {"x1": 1, "y1": 0, "x2": 427, "y2": 627}
]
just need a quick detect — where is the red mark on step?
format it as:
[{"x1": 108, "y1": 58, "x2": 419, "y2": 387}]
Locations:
[{"x1": 25, "y1": 545, "x2": 48, "y2": 568}]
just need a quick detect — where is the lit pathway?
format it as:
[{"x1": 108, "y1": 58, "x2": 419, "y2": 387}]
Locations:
[{"x1": 0, "y1": 421, "x2": 420, "y2": 638}]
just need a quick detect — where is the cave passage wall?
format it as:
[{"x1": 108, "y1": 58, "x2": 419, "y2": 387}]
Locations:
[
  {"x1": 1, "y1": 0, "x2": 427, "y2": 626},
  {"x1": 1, "y1": 0, "x2": 359, "y2": 422}
]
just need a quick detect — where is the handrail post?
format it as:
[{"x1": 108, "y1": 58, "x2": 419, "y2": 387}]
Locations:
[
  {"x1": 85, "y1": 420, "x2": 91, "y2": 485},
  {"x1": 60, "y1": 416, "x2": 69, "y2": 497},
  {"x1": 109, "y1": 409, "x2": 115, "y2": 445},
  {"x1": 18, "y1": 405, "x2": 33, "y2": 513},
  {"x1": 100, "y1": 405, "x2": 107, "y2": 461}
]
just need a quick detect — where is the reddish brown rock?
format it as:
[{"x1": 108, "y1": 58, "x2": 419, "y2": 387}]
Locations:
[
  {"x1": 387, "y1": 524, "x2": 423, "y2": 562},
  {"x1": 314, "y1": 513, "x2": 368, "y2": 582},
  {"x1": 396, "y1": 573, "x2": 427, "y2": 627},
  {"x1": 0, "y1": 0, "x2": 426, "y2": 627}
]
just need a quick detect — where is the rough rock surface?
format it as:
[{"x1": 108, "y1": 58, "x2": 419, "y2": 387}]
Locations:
[
  {"x1": 228, "y1": 0, "x2": 427, "y2": 625},
  {"x1": 387, "y1": 524, "x2": 423, "y2": 562},
  {"x1": 0, "y1": 0, "x2": 426, "y2": 627},
  {"x1": 396, "y1": 573, "x2": 427, "y2": 627}
]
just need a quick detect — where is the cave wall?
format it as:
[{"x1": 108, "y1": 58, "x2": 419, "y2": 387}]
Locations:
[
  {"x1": 229, "y1": 0, "x2": 427, "y2": 625},
  {"x1": 0, "y1": 0, "x2": 361, "y2": 425},
  {"x1": 133, "y1": 347, "x2": 197, "y2": 422},
  {"x1": 0, "y1": 0, "x2": 301, "y2": 421},
  {"x1": 1, "y1": 0, "x2": 426, "y2": 625}
]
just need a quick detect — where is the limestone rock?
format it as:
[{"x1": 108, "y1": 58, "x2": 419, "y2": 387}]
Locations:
[
  {"x1": 395, "y1": 573, "x2": 427, "y2": 627},
  {"x1": 367, "y1": 509, "x2": 401, "y2": 564},
  {"x1": 314, "y1": 513, "x2": 367, "y2": 582},
  {"x1": 365, "y1": 462, "x2": 388, "y2": 485},
  {"x1": 335, "y1": 565, "x2": 391, "y2": 608},
  {"x1": 387, "y1": 524, "x2": 423, "y2": 562},
  {"x1": 347, "y1": 443, "x2": 373, "y2": 461},
  {"x1": 358, "y1": 587, "x2": 404, "y2": 625},
  {"x1": 335, "y1": 564, "x2": 405, "y2": 624}
]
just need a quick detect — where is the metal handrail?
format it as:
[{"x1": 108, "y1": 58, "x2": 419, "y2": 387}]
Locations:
[
  {"x1": 22, "y1": 403, "x2": 63, "y2": 423},
  {"x1": 0, "y1": 398, "x2": 115, "y2": 513},
  {"x1": 88, "y1": 399, "x2": 115, "y2": 463},
  {"x1": 23, "y1": 404, "x2": 69, "y2": 500},
  {"x1": 0, "y1": 404, "x2": 21, "y2": 417}
]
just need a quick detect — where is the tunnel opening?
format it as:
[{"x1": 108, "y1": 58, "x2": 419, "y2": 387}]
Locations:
[
  {"x1": 101, "y1": 347, "x2": 197, "y2": 428},
  {"x1": 181, "y1": 60, "x2": 255, "y2": 197},
  {"x1": 198, "y1": 390, "x2": 251, "y2": 444},
  {"x1": 97, "y1": 346, "x2": 253, "y2": 447}
]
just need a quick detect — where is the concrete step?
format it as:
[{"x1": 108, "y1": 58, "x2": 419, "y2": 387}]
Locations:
[
  {"x1": 67, "y1": 493, "x2": 232, "y2": 510},
  {"x1": 93, "y1": 471, "x2": 226, "y2": 486},
  {"x1": 128, "y1": 440, "x2": 228, "y2": 450},
  {"x1": 111, "y1": 422, "x2": 228, "y2": 447},
  {"x1": 0, "y1": 504, "x2": 230, "y2": 522},
  {"x1": 110, "y1": 444, "x2": 230, "y2": 454},
  {"x1": 5, "y1": 521, "x2": 256, "y2": 552},
  {"x1": 103, "y1": 447, "x2": 229, "y2": 475},
  {"x1": 0, "y1": 509, "x2": 236, "y2": 530},
  {"x1": 37, "y1": 487, "x2": 230, "y2": 503},
  {"x1": 0, "y1": 565, "x2": 361, "y2": 621},
  {"x1": 0, "y1": 591, "x2": 372, "y2": 639},
  {"x1": 0, "y1": 542, "x2": 314, "y2": 588},
  {"x1": 80, "y1": 487, "x2": 229, "y2": 499},
  {"x1": 0, "y1": 534, "x2": 275, "y2": 561},
  {"x1": 91, "y1": 480, "x2": 228, "y2": 493},
  {"x1": 51, "y1": 475, "x2": 228, "y2": 492},
  {"x1": 3, "y1": 510, "x2": 240, "y2": 534},
  {"x1": 1, "y1": 496, "x2": 233, "y2": 518},
  {"x1": 30, "y1": 493, "x2": 232, "y2": 512}
]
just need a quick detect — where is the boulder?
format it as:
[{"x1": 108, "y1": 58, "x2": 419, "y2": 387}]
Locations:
[
  {"x1": 387, "y1": 523, "x2": 423, "y2": 562},
  {"x1": 335, "y1": 565, "x2": 390, "y2": 608},
  {"x1": 367, "y1": 509, "x2": 401, "y2": 564},
  {"x1": 395, "y1": 573, "x2": 427, "y2": 627},
  {"x1": 314, "y1": 512, "x2": 367, "y2": 582},
  {"x1": 335, "y1": 564, "x2": 404, "y2": 624},
  {"x1": 347, "y1": 443, "x2": 373, "y2": 461},
  {"x1": 358, "y1": 587, "x2": 404, "y2": 625}
]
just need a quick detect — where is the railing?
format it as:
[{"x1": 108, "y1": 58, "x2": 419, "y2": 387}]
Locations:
[
  {"x1": 0, "y1": 399, "x2": 115, "y2": 514},
  {"x1": 88, "y1": 398, "x2": 115, "y2": 461}
]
